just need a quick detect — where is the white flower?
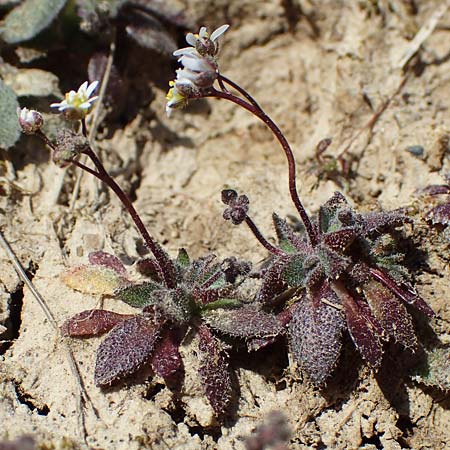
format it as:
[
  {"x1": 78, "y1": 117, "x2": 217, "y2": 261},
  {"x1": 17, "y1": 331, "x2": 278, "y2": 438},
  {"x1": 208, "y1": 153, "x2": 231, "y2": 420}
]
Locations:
[
  {"x1": 165, "y1": 81, "x2": 189, "y2": 117},
  {"x1": 166, "y1": 24, "x2": 229, "y2": 117},
  {"x1": 174, "y1": 24, "x2": 229, "y2": 57},
  {"x1": 50, "y1": 80, "x2": 99, "y2": 120},
  {"x1": 17, "y1": 107, "x2": 44, "y2": 134}
]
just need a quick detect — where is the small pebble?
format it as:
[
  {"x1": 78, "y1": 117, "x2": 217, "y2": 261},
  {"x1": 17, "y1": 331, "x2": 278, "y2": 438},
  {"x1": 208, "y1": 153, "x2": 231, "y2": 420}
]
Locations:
[{"x1": 406, "y1": 145, "x2": 424, "y2": 158}]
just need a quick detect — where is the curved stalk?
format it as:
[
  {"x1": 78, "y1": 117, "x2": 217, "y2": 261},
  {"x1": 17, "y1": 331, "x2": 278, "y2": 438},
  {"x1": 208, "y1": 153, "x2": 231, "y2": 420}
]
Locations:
[
  {"x1": 207, "y1": 85, "x2": 317, "y2": 246},
  {"x1": 82, "y1": 148, "x2": 177, "y2": 288}
]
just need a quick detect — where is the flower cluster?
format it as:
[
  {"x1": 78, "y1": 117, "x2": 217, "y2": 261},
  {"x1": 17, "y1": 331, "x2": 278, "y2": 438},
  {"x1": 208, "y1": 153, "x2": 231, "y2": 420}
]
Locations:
[
  {"x1": 50, "y1": 80, "x2": 99, "y2": 120},
  {"x1": 166, "y1": 24, "x2": 229, "y2": 116}
]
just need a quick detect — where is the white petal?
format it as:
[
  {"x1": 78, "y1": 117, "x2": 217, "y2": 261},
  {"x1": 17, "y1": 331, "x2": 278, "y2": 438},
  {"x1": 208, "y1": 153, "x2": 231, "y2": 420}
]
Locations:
[
  {"x1": 210, "y1": 24, "x2": 229, "y2": 41},
  {"x1": 199, "y1": 27, "x2": 207, "y2": 38},
  {"x1": 67, "y1": 91, "x2": 77, "y2": 102},
  {"x1": 86, "y1": 80, "x2": 99, "y2": 97},
  {"x1": 78, "y1": 81, "x2": 88, "y2": 94},
  {"x1": 50, "y1": 101, "x2": 66, "y2": 109},
  {"x1": 185, "y1": 33, "x2": 197, "y2": 46},
  {"x1": 173, "y1": 47, "x2": 196, "y2": 56},
  {"x1": 180, "y1": 55, "x2": 211, "y2": 72}
]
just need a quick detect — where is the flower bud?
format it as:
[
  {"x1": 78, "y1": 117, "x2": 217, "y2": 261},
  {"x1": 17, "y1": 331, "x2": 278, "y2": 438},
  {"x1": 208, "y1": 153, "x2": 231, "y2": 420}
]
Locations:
[{"x1": 17, "y1": 108, "x2": 44, "y2": 134}]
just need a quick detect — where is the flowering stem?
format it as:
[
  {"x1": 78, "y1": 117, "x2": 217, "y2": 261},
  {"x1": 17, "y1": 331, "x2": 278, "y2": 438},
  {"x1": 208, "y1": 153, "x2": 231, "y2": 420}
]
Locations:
[
  {"x1": 79, "y1": 147, "x2": 176, "y2": 288},
  {"x1": 245, "y1": 216, "x2": 286, "y2": 257},
  {"x1": 218, "y1": 74, "x2": 263, "y2": 112},
  {"x1": 207, "y1": 86, "x2": 317, "y2": 246}
]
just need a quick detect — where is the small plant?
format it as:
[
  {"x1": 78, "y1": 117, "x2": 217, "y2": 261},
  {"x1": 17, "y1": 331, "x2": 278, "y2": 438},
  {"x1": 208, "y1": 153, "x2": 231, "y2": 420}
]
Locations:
[
  {"x1": 17, "y1": 81, "x2": 282, "y2": 416},
  {"x1": 167, "y1": 24, "x2": 436, "y2": 384},
  {"x1": 421, "y1": 173, "x2": 450, "y2": 242}
]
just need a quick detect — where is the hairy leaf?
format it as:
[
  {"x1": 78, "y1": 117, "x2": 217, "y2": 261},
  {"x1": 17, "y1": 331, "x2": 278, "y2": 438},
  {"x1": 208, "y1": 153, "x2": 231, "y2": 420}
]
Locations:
[
  {"x1": 150, "y1": 328, "x2": 183, "y2": 380},
  {"x1": 197, "y1": 325, "x2": 232, "y2": 415},
  {"x1": 364, "y1": 281, "x2": 418, "y2": 349},
  {"x1": 176, "y1": 248, "x2": 190, "y2": 268},
  {"x1": 136, "y1": 258, "x2": 163, "y2": 282},
  {"x1": 369, "y1": 268, "x2": 435, "y2": 317},
  {"x1": 115, "y1": 281, "x2": 161, "y2": 308},
  {"x1": 61, "y1": 309, "x2": 132, "y2": 337},
  {"x1": 88, "y1": 251, "x2": 127, "y2": 275},
  {"x1": 318, "y1": 192, "x2": 349, "y2": 233},
  {"x1": 421, "y1": 184, "x2": 450, "y2": 195},
  {"x1": 317, "y1": 245, "x2": 351, "y2": 279},
  {"x1": 282, "y1": 254, "x2": 320, "y2": 287},
  {"x1": 257, "y1": 260, "x2": 288, "y2": 305},
  {"x1": 61, "y1": 265, "x2": 125, "y2": 295},
  {"x1": 0, "y1": 0, "x2": 67, "y2": 43},
  {"x1": 95, "y1": 314, "x2": 166, "y2": 386},
  {"x1": 411, "y1": 346, "x2": 450, "y2": 390},
  {"x1": 272, "y1": 213, "x2": 305, "y2": 252},
  {"x1": 203, "y1": 305, "x2": 283, "y2": 339},
  {"x1": 289, "y1": 287, "x2": 344, "y2": 384},
  {"x1": 335, "y1": 283, "x2": 384, "y2": 367},
  {"x1": 426, "y1": 203, "x2": 450, "y2": 225},
  {"x1": 363, "y1": 210, "x2": 411, "y2": 236},
  {"x1": 322, "y1": 228, "x2": 357, "y2": 251}
]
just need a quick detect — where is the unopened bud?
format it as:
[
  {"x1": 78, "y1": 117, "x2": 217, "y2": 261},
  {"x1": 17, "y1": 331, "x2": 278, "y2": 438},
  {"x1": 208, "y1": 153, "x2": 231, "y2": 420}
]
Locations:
[{"x1": 17, "y1": 107, "x2": 44, "y2": 134}]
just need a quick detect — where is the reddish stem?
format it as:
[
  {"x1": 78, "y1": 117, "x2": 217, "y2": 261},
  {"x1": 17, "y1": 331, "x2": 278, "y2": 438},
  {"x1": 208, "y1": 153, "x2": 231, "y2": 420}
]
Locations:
[
  {"x1": 245, "y1": 216, "x2": 285, "y2": 257},
  {"x1": 81, "y1": 147, "x2": 176, "y2": 288},
  {"x1": 207, "y1": 84, "x2": 317, "y2": 246}
]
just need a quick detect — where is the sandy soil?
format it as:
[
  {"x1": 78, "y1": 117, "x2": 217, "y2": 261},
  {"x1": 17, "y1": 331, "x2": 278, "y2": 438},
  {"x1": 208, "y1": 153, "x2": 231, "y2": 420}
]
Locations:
[{"x1": 1, "y1": 1, "x2": 449, "y2": 449}]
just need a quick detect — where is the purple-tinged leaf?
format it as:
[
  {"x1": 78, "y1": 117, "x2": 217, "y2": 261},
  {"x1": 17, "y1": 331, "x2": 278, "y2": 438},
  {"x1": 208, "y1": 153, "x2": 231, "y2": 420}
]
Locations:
[
  {"x1": 221, "y1": 257, "x2": 252, "y2": 283},
  {"x1": 247, "y1": 306, "x2": 293, "y2": 352},
  {"x1": 197, "y1": 325, "x2": 232, "y2": 416},
  {"x1": 322, "y1": 228, "x2": 357, "y2": 251},
  {"x1": 334, "y1": 282, "x2": 384, "y2": 368},
  {"x1": 151, "y1": 329, "x2": 183, "y2": 380},
  {"x1": 193, "y1": 285, "x2": 235, "y2": 305},
  {"x1": 426, "y1": 203, "x2": 450, "y2": 225},
  {"x1": 421, "y1": 184, "x2": 450, "y2": 196},
  {"x1": 317, "y1": 245, "x2": 351, "y2": 279},
  {"x1": 363, "y1": 210, "x2": 411, "y2": 236},
  {"x1": 136, "y1": 258, "x2": 163, "y2": 282},
  {"x1": 369, "y1": 268, "x2": 435, "y2": 317},
  {"x1": 203, "y1": 305, "x2": 283, "y2": 339},
  {"x1": 289, "y1": 285, "x2": 345, "y2": 384},
  {"x1": 272, "y1": 213, "x2": 307, "y2": 253},
  {"x1": 61, "y1": 309, "x2": 133, "y2": 337},
  {"x1": 318, "y1": 192, "x2": 349, "y2": 233},
  {"x1": 61, "y1": 265, "x2": 126, "y2": 295},
  {"x1": 257, "y1": 260, "x2": 288, "y2": 305},
  {"x1": 95, "y1": 314, "x2": 166, "y2": 386},
  {"x1": 88, "y1": 251, "x2": 127, "y2": 276},
  {"x1": 364, "y1": 281, "x2": 418, "y2": 350}
]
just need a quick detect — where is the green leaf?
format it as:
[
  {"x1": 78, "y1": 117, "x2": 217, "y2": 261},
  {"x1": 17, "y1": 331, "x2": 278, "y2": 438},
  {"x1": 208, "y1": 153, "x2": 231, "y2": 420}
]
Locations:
[
  {"x1": 0, "y1": 0, "x2": 67, "y2": 44},
  {"x1": 176, "y1": 248, "x2": 190, "y2": 268},
  {"x1": 115, "y1": 281, "x2": 161, "y2": 308},
  {"x1": 201, "y1": 298, "x2": 242, "y2": 311},
  {"x1": 411, "y1": 346, "x2": 450, "y2": 391},
  {"x1": 0, "y1": 79, "x2": 20, "y2": 149},
  {"x1": 282, "y1": 254, "x2": 319, "y2": 287}
]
